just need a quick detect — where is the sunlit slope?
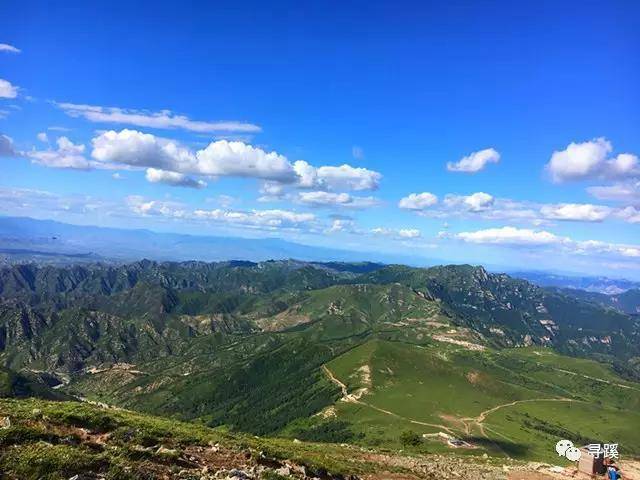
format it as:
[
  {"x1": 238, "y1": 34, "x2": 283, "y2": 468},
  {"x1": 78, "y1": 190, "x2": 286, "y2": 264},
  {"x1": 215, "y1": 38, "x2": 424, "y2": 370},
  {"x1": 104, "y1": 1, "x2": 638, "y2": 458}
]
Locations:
[{"x1": 313, "y1": 342, "x2": 640, "y2": 461}]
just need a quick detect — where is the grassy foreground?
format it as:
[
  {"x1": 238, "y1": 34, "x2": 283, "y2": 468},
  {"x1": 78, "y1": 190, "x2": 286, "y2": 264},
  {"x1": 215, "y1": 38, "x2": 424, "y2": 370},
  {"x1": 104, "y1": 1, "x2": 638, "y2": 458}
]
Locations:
[{"x1": 0, "y1": 398, "x2": 524, "y2": 480}]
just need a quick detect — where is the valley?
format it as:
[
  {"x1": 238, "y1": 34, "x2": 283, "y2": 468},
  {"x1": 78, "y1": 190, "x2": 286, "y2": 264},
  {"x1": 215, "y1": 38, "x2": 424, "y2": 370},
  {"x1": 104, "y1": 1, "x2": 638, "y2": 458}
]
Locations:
[{"x1": 0, "y1": 259, "x2": 639, "y2": 478}]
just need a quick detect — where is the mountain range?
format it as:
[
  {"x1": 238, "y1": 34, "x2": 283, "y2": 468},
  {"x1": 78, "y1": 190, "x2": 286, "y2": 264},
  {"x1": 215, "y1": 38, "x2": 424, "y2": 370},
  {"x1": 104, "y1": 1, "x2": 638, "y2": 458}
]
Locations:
[
  {"x1": 0, "y1": 258, "x2": 639, "y2": 467},
  {"x1": 0, "y1": 216, "x2": 426, "y2": 266}
]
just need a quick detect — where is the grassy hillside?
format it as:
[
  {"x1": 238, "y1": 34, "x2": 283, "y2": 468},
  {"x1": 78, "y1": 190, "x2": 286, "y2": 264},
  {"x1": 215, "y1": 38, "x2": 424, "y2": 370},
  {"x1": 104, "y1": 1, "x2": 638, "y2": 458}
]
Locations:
[
  {"x1": 292, "y1": 343, "x2": 640, "y2": 462},
  {"x1": 1, "y1": 260, "x2": 639, "y2": 470},
  {"x1": 0, "y1": 397, "x2": 526, "y2": 480}
]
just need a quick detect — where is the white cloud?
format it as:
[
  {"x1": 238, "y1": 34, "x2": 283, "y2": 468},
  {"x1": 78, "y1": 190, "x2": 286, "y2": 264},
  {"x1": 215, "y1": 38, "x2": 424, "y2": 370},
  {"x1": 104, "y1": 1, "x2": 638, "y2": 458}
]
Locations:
[
  {"x1": 299, "y1": 191, "x2": 351, "y2": 206},
  {"x1": 456, "y1": 226, "x2": 563, "y2": 246},
  {"x1": 547, "y1": 138, "x2": 611, "y2": 182},
  {"x1": 145, "y1": 168, "x2": 207, "y2": 189},
  {"x1": 398, "y1": 228, "x2": 421, "y2": 238},
  {"x1": 258, "y1": 181, "x2": 287, "y2": 202},
  {"x1": 90, "y1": 129, "x2": 382, "y2": 191},
  {"x1": 447, "y1": 148, "x2": 500, "y2": 173},
  {"x1": 314, "y1": 164, "x2": 382, "y2": 191},
  {"x1": 327, "y1": 219, "x2": 355, "y2": 233},
  {"x1": 37, "y1": 132, "x2": 48, "y2": 143},
  {"x1": 540, "y1": 203, "x2": 611, "y2": 222},
  {"x1": 55, "y1": 102, "x2": 261, "y2": 133},
  {"x1": 454, "y1": 225, "x2": 640, "y2": 261},
  {"x1": 298, "y1": 191, "x2": 379, "y2": 209},
  {"x1": 92, "y1": 129, "x2": 195, "y2": 171},
  {"x1": 0, "y1": 134, "x2": 17, "y2": 157},
  {"x1": 609, "y1": 153, "x2": 639, "y2": 177},
  {"x1": 398, "y1": 192, "x2": 438, "y2": 210},
  {"x1": 587, "y1": 182, "x2": 640, "y2": 203},
  {"x1": 443, "y1": 192, "x2": 495, "y2": 212},
  {"x1": 28, "y1": 137, "x2": 92, "y2": 170},
  {"x1": 401, "y1": 190, "x2": 639, "y2": 226},
  {"x1": 194, "y1": 208, "x2": 315, "y2": 229},
  {"x1": 371, "y1": 227, "x2": 421, "y2": 239},
  {"x1": 291, "y1": 161, "x2": 382, "y2": 191},
  {"x1": 292, "y1": 161, "x2": 318, "y2": 188},
  {"x1": 194, "y1": 140, "x2": 296, "y2": 181},
  {"x1": 0, "y1": 44, "x2": 21, "y2": 54},
  {"x1": 546, "y1": 138, "x2": 639, "y2": 182},
  {"x1": 464, "y1": 192, "x2": 494, "y2": 211},
  {"x1": 0, "y1": 187, "x2": 119, "y2": 219},
  {"x1": 617, "y1": 206, "x2": 640, "y2": 224},
  {"x1": 0, "y1": 78, "x2": 18, "y2": 99},
  {"x1": 112, "y1": 173, "x2": 124, "y2": 180},
  {"x1": 126, "y1": 195, "x2": 187, "y2": 218}
]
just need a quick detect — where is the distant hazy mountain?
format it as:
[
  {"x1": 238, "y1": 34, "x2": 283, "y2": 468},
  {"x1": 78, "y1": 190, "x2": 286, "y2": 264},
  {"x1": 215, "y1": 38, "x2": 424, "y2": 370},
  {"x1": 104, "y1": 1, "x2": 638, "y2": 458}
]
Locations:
[
  {"x1": 0, "y1": 216, "x2": 425, "y2": 266},
  {"x1": 511, "y1": 270, "x2": 640, "y2": 294}
]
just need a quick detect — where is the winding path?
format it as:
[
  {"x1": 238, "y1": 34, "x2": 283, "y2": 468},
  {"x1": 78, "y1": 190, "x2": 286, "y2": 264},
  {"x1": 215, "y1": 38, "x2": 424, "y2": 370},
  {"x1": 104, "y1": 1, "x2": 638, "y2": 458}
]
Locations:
[
  {"x1": 322, "y1": 364, "x2": 584, "y2": 452},
  {"x1": 322, "y1": 365, "x2": 458, "y2": 435}
]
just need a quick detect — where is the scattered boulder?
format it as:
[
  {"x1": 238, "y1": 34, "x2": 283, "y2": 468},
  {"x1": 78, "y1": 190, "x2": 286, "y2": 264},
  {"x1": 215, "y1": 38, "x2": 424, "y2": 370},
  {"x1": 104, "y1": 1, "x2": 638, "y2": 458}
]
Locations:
[{"x1": 0, "y1": 416, "x2": 11, "y2": 428}]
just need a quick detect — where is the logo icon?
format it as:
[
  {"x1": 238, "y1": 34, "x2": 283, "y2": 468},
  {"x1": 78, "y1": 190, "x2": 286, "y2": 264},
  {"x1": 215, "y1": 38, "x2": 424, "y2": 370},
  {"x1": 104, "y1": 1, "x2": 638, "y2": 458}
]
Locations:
[{"x1": 555, "y1": 440, "x2": 582, "y2": 461}]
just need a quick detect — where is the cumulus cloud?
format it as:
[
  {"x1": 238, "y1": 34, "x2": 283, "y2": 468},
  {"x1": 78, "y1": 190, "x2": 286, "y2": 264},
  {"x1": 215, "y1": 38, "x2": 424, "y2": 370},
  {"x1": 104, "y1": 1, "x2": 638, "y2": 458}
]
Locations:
[
  {"x1": 398, "y1": 228, "x2": 421, "y2": 238},
  {"x1": 460, "y1": 192, "x2": 494, "y2": 211},
  {"x1": 0, "y1": 43, "x2": 21, "y2": 53},
  {"x1": 145, "y1": 168, "x2": 207, "y2": 189},
  {"x1": 540, "y1": 203, "x2": 611, "y2": 222},
  {"x1": 442, "y1": 192, "x2": 495, "y2": 212},
  {"x1": 617, "y1": 206, "x2": 640, "y2": 224},
  {"x1": 587, "y1": 182, "x2": 640, "y2": 203},
  {"x1": 90, "y1": 129, "x2": 382, "y2": 191},
  {"x1": 398, "y1": 192, "x2": 438, "y2": 210},
  {"x1": 314, "y1": 164, "x2": 382, "y2": 191},
  {"x1": 0, "y1": 134, "x2": 17, "y2": 157},
  {"x1": 257, "y1": 181, "x2": 287, "y2": 202},
  {"x1": 298, "y1": 191, "x2": 379, "y2": 209},
  {"x1": 291, "y1": 161, "x2": 382, "y2": 191},
  {"x1": 126, "y1": 195, "x2": 187, "y2": 218},
  {"x1": 453, "y1": 225, "x2": 640, "y2": 260},
  {"x1": 92, "y1": 129, "x2": 194, "y2": 171},
  {"x1": 28, "y1": 137, "x2": 92, "y2": 170},
  {"x1": 194, "y1": 140, "x2": 296, "y2": 181},
  {"x1": 37, "y1": 132, "x2": 48, "y2": 143},
  {"x1": 456, "y1": 226, "x2": 562, "y2": 246},
  {"x1": 55, "y1": 102, "x2": 261, "y2": 133},
  {"x1": 371, "y1": 227, "x2": 421, "y2": 239},
  {"x1": 0, "y1": 78, "x2": 18, "y2": 98},
  {"x1": 326, "y1": 219, "x2": 356, "y2": 233},
  {"x1": 398, "y1": 187, "x2": 640, "y2": 228},
  {"x1": 194, "y1": 208, "x2": 315, "y2": 229},
  {"x1": 546, "y1": 138, "x2": 639, "y2": 182},
  {"x1": 447, "y1": 148, "x2": 500, "y2": 173},
  {"x1": 0, "y1": 187, "x2": 120, "y2": 220}
]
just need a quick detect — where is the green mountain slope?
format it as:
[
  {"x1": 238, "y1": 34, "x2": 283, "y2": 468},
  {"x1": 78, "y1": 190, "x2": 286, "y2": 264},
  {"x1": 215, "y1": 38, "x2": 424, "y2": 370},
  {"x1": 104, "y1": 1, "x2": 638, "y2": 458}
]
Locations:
[{"x1": 0, "y1": 260, "x2": 639, "y2": 465}]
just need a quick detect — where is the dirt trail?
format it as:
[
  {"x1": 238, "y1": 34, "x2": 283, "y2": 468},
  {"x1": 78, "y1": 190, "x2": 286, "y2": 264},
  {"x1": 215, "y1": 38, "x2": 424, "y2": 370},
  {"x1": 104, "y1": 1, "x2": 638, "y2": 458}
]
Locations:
[
  {"x1": 474, "y1": 397, "x2": 577, "y2": 424},
  {"x1": 322, "y1": 365, "x2": 349, "y2": 398},
  {"x1": 552, "y1": 367, "x2": 640, "y2": 392},
  {"x1": 322, "y1": 365, "x2": 457, "y2": 435},
  {"x1": 323, "y1": 365, "x2": 584, "y2": 445}
]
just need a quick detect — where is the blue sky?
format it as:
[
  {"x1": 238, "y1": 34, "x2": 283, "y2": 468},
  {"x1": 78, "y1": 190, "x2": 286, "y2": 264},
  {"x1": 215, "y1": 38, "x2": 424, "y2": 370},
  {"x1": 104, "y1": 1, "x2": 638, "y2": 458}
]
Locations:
[{"x1": 1, "y1": 0, "x2": 639, "y2": 277}]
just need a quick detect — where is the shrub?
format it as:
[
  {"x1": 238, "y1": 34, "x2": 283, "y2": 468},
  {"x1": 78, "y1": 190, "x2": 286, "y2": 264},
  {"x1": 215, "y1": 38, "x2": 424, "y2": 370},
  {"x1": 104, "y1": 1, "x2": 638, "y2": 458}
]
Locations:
[{"x1": 399, "y1": 430, "x2": 422, "y2": 447}]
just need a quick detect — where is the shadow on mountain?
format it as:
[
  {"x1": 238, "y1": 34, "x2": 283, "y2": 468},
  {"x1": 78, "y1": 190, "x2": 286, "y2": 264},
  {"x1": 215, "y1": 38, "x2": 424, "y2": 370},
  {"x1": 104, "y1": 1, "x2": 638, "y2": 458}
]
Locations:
[{"x1": 462, "y1": 436, "x2": 530, "y2": 457}]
